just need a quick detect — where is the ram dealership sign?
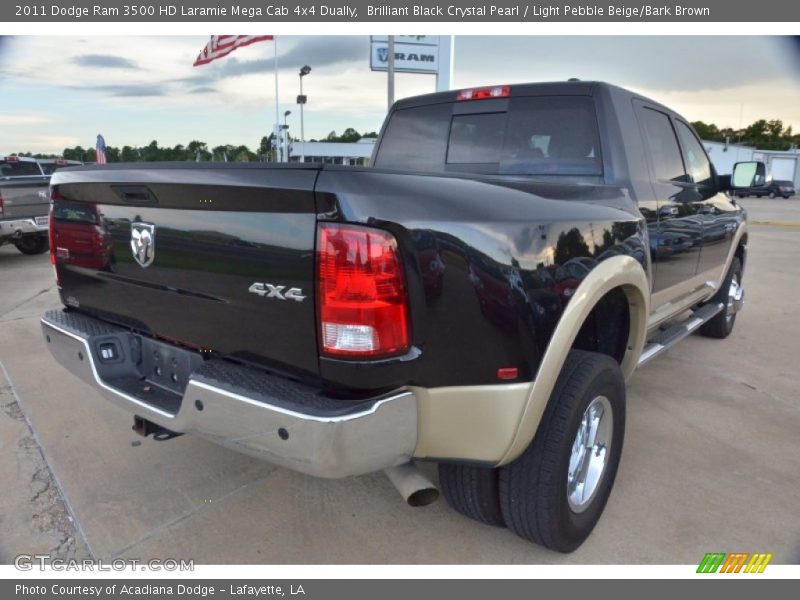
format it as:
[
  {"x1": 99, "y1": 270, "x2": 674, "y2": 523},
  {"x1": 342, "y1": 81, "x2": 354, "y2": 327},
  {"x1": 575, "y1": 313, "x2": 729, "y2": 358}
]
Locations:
[{"x1": 370, "y1": 37, "x2": 439, "y2": 73}]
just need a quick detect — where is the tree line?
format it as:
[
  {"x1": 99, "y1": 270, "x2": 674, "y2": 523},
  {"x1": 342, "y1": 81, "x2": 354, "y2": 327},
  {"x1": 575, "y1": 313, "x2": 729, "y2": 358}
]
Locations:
[
  {"x1": 691, "y1": 119, "x2": 799, "y2": 151},
  {"x1": 13, "y1": 120, "x2": 797, "y2": 162},
  {"x1": 13, "y1": 128, "x2": 379, "y2": 163}
]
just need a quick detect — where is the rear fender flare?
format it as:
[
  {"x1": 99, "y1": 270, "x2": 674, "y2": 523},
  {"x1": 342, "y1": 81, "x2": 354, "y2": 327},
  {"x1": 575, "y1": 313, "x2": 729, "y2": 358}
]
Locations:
[{"x1": 498, "y1": 255, "x2": 649, "y2": 465}]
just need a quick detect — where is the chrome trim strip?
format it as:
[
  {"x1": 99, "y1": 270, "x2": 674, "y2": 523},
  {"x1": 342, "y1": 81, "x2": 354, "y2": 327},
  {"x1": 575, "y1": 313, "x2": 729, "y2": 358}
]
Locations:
[
  {"x1": 41, "y1": 318, "x2": 175, "y2": 419},
  {"x1": 187, "y1": 379, "x2": 412, "y2": 424}
]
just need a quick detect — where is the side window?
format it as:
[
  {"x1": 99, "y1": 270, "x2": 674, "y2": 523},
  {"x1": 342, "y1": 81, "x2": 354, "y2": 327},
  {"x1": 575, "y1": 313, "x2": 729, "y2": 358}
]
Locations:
[
  {"x1": 675, "y1": 121, "x2": 713, "y2": 187},
  {"x1": 639, "y1": 108, "x2": 686, "y2": 182}
]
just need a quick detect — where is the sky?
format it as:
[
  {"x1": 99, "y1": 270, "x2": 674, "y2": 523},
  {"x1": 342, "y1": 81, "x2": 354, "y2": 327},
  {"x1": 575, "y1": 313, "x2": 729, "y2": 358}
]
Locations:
[{"x1": 1, "y1": 35, "x2": 799, "y2": 155}]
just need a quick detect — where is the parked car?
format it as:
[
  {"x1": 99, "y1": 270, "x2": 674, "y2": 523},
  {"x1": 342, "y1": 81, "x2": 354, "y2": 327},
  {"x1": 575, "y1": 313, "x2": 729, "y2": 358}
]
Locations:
[
  {"x1": 0, "y1": 155, "x2": 50, "y2": 254},
  {"x1": 42, "y1": 81, "x2": 754, "y2": 552},
  {"x1": 38, "y1": 158, "x2": 83, "y2": 175},
  {"x1": 736, "y1": 179, "x2": 795, "y2": 199}
]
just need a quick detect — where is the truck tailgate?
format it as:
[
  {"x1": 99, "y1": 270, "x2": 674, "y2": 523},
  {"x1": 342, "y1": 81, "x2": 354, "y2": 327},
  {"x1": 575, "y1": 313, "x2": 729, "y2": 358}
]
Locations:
[
  {"x1": 0, "y1": 177, "x2": 50, "y2": 219},
  {"x1": 51, "y1": 165, "x2": 322, "y2": 379}
]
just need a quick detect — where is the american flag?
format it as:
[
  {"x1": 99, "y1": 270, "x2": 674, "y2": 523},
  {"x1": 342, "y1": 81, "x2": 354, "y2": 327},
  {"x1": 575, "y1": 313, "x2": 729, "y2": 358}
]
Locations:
[
  {"x1": 193, "y1": 35, "x2": 274, "y2": 67},
  {"x1": 95, "y1": 134, "x2": 107, "y2": 164}
]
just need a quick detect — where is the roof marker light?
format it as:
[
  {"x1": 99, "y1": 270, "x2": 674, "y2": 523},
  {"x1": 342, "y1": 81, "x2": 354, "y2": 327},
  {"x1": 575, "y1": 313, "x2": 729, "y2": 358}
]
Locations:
[{"x1": 456, "y1": 86, "x2": 511, "y2": 101}]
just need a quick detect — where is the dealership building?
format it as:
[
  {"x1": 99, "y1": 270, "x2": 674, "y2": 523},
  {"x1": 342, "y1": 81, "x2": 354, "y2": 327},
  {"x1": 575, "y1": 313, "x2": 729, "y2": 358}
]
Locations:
[
  {"x1": 290, "y1": 137, "x2": 799, "y2": 187},
  {"x1": 289, "y1": 138, "x2": 376, "y2": 165},
  {"x1": 704, "y1": 141, "x2": 799, "y2": 186}
]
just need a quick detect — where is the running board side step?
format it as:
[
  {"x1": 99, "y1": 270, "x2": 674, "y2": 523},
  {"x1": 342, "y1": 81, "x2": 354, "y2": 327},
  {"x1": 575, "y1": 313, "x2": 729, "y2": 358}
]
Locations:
[{"x1": 638, "y1": 302, "x2": 725, "y2": 367}]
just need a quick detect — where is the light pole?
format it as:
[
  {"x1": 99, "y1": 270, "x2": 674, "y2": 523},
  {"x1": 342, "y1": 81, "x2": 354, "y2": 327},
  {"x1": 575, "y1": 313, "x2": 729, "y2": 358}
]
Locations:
[
  {"x1": 283, "y1": 110, "x2": 292, "y2": 162},
  {"x1": 298, "y1": 65, "x2": 311, "y2": 163}
]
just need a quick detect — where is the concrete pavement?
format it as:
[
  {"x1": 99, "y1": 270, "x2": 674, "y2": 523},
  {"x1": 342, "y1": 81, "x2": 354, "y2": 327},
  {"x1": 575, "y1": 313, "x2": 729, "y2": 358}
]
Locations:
[{"x1": 1, "y1": 196, "x2": 798, "y2": 564}]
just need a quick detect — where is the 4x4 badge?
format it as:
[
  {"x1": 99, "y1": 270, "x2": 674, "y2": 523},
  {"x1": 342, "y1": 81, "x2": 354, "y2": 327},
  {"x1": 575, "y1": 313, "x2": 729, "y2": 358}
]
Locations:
[
  {"x1": 248, "y1": 282, "x2": 306, "y2": 302},
  {"x1": 131, "y1": 222, "x2": 156, "y2": 268}
]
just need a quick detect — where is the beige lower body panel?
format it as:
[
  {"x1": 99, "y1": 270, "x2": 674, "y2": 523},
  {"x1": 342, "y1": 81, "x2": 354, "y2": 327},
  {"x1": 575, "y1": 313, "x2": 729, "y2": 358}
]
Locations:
[{"x1": 411, "y1": 383, "x2": 532, "y2": 462}]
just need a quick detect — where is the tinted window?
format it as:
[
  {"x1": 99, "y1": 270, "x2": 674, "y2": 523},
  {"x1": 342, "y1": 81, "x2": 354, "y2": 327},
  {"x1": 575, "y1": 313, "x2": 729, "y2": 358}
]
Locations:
[
  {"x1": 640, "y1": 109, "x2": 685, "y2": 182},
  {"x1": 447, "y1": 112, "x2": 505, "y2": 164},
  {"x1": 499, "y1": 96, "x2": 602, "y2": 176},
  {"x1": 374, "y1": 96, "x2": 603, "y2": 176},
  {"x1": 54, "y1": 201, "x2": 97, "y2": 225},
  {"x1": 0, "y1": 160, "x2": 43, "y2": 177},
  {"x1": 675, "y1": 121, "x2": 713, "y2": 187},
  {"x1": 373, "y1": 103, "x2": 451, "y2": 171}
]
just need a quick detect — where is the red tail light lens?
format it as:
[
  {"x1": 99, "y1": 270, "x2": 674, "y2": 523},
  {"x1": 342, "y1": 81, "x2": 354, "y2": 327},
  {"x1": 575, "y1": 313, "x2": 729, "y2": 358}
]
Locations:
[
  {"x1": 0, "y1": 191, "x2": 4, "y2": 216},
  {"x1": 317, "y1": 223, "x2": 410, "y2": 358},
  {"x1": 49, "y1": 189, "x2": 59, "y2": 283}
]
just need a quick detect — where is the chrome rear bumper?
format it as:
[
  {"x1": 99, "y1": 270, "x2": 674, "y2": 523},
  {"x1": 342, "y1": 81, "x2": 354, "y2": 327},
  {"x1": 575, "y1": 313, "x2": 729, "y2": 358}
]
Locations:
[
  {"x1": 41, "y1": 310, "x2": 417, "y2": 478},
  {"x1": 0, "y1": 216, "x2": 48, "y2": 241}
]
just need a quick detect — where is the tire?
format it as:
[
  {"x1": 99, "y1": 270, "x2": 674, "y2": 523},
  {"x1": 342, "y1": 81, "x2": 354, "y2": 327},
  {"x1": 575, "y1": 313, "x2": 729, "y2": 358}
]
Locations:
[
  {"x1": 769, "y1": 192, "x2": 776, "y2": 199},
  {"x1": 439, "y1": 463, "x2": 505, "y2": 527},
  {"x1": 14, "y1": 235, "x2": 48, "y2": 255},
  {"x1": 699, "y1": 257, "x2": 743, "y2": 339},
  {"x1": 736, "y1": 194, "x2": 746, "y2": 199},
  {"x1": 499, "y1": 350, "x2": 625, "y2": 552}
]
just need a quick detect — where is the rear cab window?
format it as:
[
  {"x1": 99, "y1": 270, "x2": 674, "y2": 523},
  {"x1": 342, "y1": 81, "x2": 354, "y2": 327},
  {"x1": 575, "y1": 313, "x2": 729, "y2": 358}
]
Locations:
[
  {"x1": 374, "y1": 95, "x2": 603, "y2": 178},
  {"x1": 0, "y1": 160, "x2": 44, "y2": 177}
]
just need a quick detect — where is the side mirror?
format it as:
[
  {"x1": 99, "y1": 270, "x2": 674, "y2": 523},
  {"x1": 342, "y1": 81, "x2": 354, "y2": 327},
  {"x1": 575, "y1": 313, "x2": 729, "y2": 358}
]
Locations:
[{"x1": 731, "y1": 161, "x2": 767, "y2": 189}]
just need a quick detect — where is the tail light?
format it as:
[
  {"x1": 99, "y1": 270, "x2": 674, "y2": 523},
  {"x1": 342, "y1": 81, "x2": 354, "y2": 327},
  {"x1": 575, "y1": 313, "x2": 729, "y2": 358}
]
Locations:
[
  {"x1": 317, "y1": 223, "x2": 410, "y2": 358},
  {"x1": 0, "y1": 191, "x2": 4, "y2": 216},
  {"x1": 456, "y1": 86, "x2": 511, "y2": 101},
  {"x1": 49, "y1": 189, "x2": 59, "y2": 284}
]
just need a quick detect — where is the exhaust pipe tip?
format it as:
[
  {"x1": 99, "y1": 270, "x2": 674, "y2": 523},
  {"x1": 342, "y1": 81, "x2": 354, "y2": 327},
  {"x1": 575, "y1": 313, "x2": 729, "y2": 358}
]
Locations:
[
  {"x1": 406, "y1": 486, "x2": 439, "y2": 507},
  {"x1": 384, "y1": 462, "x2": 439, "y2": 507}
]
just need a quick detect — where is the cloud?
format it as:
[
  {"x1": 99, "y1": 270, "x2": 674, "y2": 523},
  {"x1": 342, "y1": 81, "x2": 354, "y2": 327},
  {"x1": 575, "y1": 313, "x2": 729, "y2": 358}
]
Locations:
[
  {"x1": 189, "y1": 36, "x2": 366, "y2": 81},
  {"x1": 9, "y1": 135, "x2": 81, "y2": 153},
  {"x1": 73, "y1": 54, "x2": 139, "y2": 69},
  {"x1": 456, "y1": 36, "x2": 785, "y2": 93},
  {"x1": 0, "y1": 115, "x2": 52, "y2": 126},
  {"x1": 73, "y1": 83, "x2": 166, "y2": 97}
]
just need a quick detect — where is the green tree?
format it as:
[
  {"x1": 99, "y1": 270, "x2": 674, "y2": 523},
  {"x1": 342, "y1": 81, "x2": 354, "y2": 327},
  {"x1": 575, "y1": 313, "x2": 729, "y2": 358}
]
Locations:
[
  {"x1": 691, "y1": 121, "x2": 723, "y2": 142},
  {"x1": 63, "y1": 146, "x2": 86, "y2": 161},
  {"x1": 120, "y1": 146, "x2": 138, "y2": 162}
]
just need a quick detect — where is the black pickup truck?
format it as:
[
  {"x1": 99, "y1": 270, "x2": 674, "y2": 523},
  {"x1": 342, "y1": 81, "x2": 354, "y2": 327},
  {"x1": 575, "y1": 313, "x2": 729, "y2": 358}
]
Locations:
[{"x1": 42, "y1": 81, "x2": 755, "y2": 552}]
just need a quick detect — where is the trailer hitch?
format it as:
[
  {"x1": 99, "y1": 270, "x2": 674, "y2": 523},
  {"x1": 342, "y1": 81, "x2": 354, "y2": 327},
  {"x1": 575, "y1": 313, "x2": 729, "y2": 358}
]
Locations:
[{"x1": 132, "y1": 415, "x2": 183, "y2": 441}]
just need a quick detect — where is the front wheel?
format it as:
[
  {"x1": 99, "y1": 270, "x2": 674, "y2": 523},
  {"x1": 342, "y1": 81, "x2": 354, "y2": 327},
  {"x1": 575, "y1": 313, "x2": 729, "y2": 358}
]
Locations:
[
  {"x1": 499, "y1": 350, "x2": 625, "y2": 552},
  {"x1": 14, "y1": 235, "x2": 48, "y2": 255}
]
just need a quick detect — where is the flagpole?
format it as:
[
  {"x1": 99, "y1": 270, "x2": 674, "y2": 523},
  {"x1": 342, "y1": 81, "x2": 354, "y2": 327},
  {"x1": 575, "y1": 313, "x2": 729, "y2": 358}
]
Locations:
[{"x1": 274, "y1": 37, "x2": 280, "y2": 162}]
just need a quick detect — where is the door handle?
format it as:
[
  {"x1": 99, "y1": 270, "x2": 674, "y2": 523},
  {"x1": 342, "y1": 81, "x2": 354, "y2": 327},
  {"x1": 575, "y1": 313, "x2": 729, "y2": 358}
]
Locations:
[{"x1": 112, "y1": 185, "x2": 158, "y2": 204}]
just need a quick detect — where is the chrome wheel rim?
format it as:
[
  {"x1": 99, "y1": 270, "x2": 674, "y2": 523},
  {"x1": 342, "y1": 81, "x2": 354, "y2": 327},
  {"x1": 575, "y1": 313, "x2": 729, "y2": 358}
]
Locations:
[
  {"x1": 726, "y1": 275, "x2": 744, "y2": 323},
  {"x1": 567, "y1": 395, "x2": 613, "y2": 513}
]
